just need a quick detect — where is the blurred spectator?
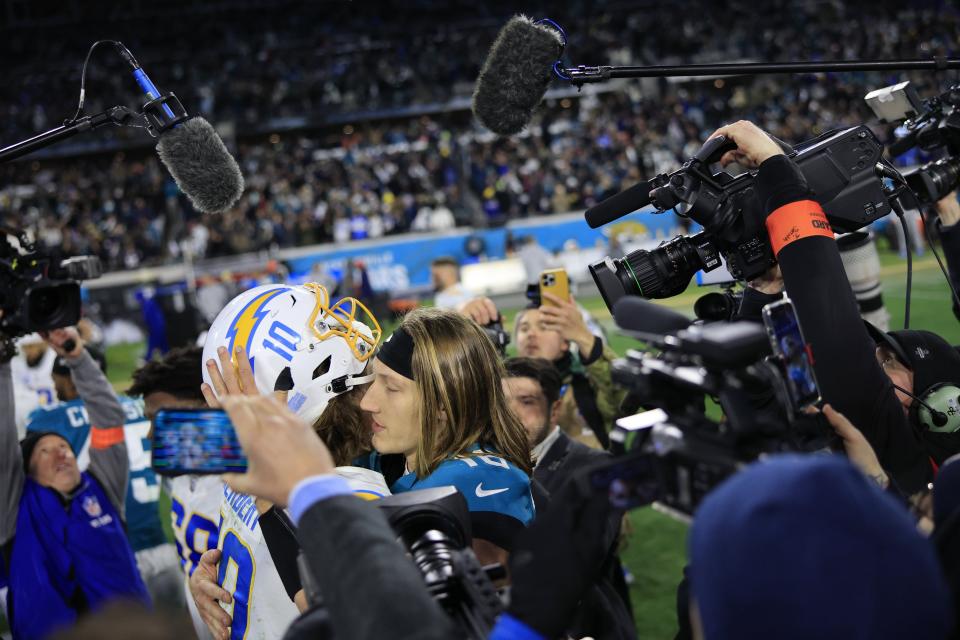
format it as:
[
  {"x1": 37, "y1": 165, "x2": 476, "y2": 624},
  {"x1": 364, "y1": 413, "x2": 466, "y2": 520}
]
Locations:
[
  {"x1": 689, "y1": 455, "x2": 954, "y2": 639},
  {"x1": 0, "y1": 0, "x2": 958, "y2": 272},
  {"x1": 430, "y1": 256, "x2": 472, "y2": 309}
]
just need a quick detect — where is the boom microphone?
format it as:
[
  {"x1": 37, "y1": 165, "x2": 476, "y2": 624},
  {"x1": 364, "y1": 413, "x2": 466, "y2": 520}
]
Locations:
[
  {"x1": 156, "y1": 118, "x2": 245, "y2": 213},
  {"x1": 585, "y1": 180, "x2": 654, "y2": 228},
  {"x1": 472, "y1": 15, "x2": 563, "y2": 135},
  {"x1": 117, "y1": 41, "x2": 245, "y2": 213}
]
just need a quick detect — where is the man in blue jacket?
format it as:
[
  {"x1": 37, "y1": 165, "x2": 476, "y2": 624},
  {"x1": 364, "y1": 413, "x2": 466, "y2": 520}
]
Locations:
[
  {"x1": 0, "y1": 326, "x2": 150, "y2": 638},
  {"x1": 26, "y1": 350, "x2": 182, "y2": 610}
]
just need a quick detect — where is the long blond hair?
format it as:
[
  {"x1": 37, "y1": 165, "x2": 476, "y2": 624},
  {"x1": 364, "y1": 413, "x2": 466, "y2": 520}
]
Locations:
[{"x1": 400, "y1": 307, "x2": 532, "y2": 479}]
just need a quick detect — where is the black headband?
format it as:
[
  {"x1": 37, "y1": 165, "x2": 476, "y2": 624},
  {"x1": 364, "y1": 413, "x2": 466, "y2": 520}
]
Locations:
[{"x1": 377, "y1": 326, "x2": 415, "y2": 380}]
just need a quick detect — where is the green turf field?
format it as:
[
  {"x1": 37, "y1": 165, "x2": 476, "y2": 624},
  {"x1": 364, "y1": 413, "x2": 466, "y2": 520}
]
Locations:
[{"x1": 2, "y1": 247, "x2": 952, "y2": 639}]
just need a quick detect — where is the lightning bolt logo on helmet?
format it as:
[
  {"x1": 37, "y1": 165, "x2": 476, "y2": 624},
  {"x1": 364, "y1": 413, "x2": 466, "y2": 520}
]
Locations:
[
  {"x1": 202, "y1": 282, "x2": 382, "y2": 425},
  {"x1": 224, "y1": 287, "x2": 289, "y2": 373}
]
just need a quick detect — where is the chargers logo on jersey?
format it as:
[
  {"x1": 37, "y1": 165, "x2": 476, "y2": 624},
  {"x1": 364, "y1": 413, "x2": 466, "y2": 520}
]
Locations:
[{"x1": 225, "y1": 288, "x2": 288, "y2": 369}]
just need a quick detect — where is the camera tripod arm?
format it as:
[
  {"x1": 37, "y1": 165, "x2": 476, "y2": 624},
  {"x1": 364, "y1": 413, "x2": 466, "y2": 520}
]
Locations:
[{"x1": 0, "y1": 105, "x2": 141, "y2": 164}]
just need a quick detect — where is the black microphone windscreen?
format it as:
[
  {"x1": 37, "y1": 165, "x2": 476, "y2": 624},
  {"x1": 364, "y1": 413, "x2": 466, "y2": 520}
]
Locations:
[
  {"x1": 156, "y1": 117, "x2": 245, "y2": 213},
  {"x1": 613, "y1": 297, "x2": 692, "y2": 335},
  {"x1": 584, "y1": 180, "x2": 653, "y2": 228},
  {"x1": 472, "y1": 15, "x2": 563, "y2": 136}
]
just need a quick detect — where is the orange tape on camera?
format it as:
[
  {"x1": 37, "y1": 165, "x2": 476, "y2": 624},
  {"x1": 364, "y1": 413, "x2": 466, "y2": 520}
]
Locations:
[{"x1": 765, "y1": 200, "x2": 833, "y2": 256}]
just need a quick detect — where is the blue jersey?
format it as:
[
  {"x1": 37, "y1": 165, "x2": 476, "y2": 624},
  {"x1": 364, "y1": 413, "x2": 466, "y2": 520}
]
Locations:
[
  {"x1": 361, "y1": 445, "x2": 534, "y2": 549},
  {"x1": 27, "y1": 396, "x2": 166, "y2": 552}
]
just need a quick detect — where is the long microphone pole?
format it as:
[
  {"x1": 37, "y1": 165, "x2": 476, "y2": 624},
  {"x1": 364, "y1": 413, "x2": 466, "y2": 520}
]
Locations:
[
  {"x1": 562, "y1": 57, "x2": 960, "y2": 84},
  {"x1": 0, "y1": 106, "x2": 140, "y2": 164}
]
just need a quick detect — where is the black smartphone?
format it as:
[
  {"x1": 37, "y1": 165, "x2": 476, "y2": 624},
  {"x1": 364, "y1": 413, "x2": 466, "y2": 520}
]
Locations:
[
  {"x1": 588, "y1": 452, "x2": 660, "y2": 510},
  {"x1": 762, "y1": 297, "x2": 821, "y2": 412},
  {"x1": 150, "y1": 408, "x2": 248, "y2": 476}
]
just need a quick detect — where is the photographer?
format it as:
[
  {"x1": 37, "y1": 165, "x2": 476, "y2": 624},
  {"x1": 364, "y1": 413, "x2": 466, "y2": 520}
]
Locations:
[
  {"x1": 0, "y1": 325, "x2": 150, "y2": 639},
  {"x1": 713, "y1": 120, "x2": 938, "y2": 492},
  {"x1": 461, "y1": 294, "x2": 624, "y2": 450}
]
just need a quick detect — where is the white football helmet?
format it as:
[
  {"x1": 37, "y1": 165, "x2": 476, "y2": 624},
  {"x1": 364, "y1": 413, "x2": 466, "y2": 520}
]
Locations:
[{"x1": 202, "y1": 282, "x2": 381, "y2": 425}]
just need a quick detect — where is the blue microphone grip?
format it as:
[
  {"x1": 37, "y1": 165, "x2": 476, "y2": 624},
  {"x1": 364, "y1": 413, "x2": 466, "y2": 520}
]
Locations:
[{"x1": 133, "y1": 68, "x2": 176, "y2": 119}]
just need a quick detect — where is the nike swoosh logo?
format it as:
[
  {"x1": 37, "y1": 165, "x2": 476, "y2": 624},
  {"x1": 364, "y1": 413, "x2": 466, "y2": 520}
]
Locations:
[{"x1": 476, "y1": 483, "x2": 509, "y2": 498}]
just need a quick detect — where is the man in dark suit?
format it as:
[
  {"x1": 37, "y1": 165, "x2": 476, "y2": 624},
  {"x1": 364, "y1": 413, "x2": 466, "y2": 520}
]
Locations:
[
  {"x1": 503, "y1": 357, "x2": 635, "y2": 638},
  {"x1": 502, "y1": 357, "x2": 609, "y2": 494}
]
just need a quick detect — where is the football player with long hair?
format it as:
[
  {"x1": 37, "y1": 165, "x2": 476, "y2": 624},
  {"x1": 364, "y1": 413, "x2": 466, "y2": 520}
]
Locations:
[{"x1": 357, "y1": 307, "x2": 535, "y2": 565}]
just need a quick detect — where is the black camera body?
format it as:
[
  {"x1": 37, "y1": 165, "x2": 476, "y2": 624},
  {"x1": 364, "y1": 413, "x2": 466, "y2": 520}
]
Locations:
[
  {"x1": 601, "y1": 319, "x2": 835, "y2": 517},
  {"x1": 378, "y1": 487, "x2": 503, "y2": 640},
  {"x1": 589, "y1": 126, "x2": 891, "y2": 308},
  {"x1": 869, "y1": 83, "x2": 960, "y2": 204},
  {"x1": 0, "y1": 230, "x2": 101, "y2": 337}
]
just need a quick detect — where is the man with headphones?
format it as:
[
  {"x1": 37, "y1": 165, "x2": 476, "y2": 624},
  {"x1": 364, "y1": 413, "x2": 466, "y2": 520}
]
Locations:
[{"x1": 867, "y1": 325, "x2": 960, "y2": 466}]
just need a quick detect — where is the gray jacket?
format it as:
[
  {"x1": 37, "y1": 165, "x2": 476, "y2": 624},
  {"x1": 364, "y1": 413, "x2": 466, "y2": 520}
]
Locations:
[{"x1": 0, "y1": 349, "x2": 129, "y2": 547}]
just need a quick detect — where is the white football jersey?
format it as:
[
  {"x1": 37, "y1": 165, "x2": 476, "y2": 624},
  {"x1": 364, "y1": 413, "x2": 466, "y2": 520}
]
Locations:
[
  {"x1": 215, "y1": 468, "x2": 391, "y2": 640},
  {"x1": 11, "y1": 347, "x2": 57, "y2": 434},
  {"x1": 167, "y1": 475, "x2": 223, "y2": 640},
  {"x1": 217, "y1": 487, "x2": 299, "y2": 640}
]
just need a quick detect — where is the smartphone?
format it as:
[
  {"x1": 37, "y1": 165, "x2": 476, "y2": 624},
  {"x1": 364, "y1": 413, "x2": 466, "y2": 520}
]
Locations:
[
  {"x1": 539, "y1": 268, "x2": 570, "y2": 306},
  {"x1": 151, "y1": 408, "x2": 248, "y2": 476},
  {"x1": 588, "y1": 452, "x2": 660, "y2": 510},
  {"x1": 762, "y1": 297, "x2": 821, "y2": 411}
]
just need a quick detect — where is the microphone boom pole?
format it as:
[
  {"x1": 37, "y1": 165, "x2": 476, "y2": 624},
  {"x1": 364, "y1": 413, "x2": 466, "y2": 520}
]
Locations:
[
  {"x1": 0, "y1": 106, "x2": 140, "y2": 164},
  {"x1": 562, "y1": 57, "x2": 960, "y2": 85}
]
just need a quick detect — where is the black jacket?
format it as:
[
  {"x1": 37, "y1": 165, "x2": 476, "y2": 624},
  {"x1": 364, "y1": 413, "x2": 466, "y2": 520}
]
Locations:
[
  {"x1": 758, "y1": 155, "x2": 933, "y2": 493},
  {"x1": 535, "y1": 431, "x2": 636, "y2": 640},
  {"x1": 938, "y1": 218, "x2": 960, "y2": 323},
  {"x1": 534, "y1": 430, "x2": 611, "y2": 495}
]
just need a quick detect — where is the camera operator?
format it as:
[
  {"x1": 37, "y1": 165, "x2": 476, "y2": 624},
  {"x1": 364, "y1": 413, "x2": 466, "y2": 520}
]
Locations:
[
  {"x1": 688, "y1": 454, "x2": 953, "y2": 639},
  {"x1": 460, "y1": 294, "x2": 624, "y2": 450},
  {"x1": 0, "y1": 324, "x2": 150, "y2": 639},
  {"x1": 713, "y1": 120, "x2": 939, "y2": 492},
  {"x1": 502, "y1": 356, "x2": 634, "y2": 639}
]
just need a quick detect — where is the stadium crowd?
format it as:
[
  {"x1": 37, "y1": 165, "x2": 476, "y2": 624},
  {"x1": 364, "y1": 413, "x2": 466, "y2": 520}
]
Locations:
[
  {"x1": 1, "y1": 1, "x2": 959, "y2": 270},
  {"x1": 6, "y1": 1, "x2": 960, "y2": 638}
]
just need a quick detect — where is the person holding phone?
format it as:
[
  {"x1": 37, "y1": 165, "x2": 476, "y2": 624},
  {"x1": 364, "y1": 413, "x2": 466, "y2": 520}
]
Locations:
[
  {"x1": 25, "y1": 349, "x2": 183, "y2": 612},
  {"x1": 0, "y1": 324, "x2": 150, "y2": 639},
  {"x1": 459, "y1": 280, "x2": 624, "y2": 450}
]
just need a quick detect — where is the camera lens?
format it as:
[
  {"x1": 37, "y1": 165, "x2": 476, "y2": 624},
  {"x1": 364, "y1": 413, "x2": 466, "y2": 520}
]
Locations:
[
  {"x1": 905, "y1": 157, "x2": 960, "y2": 204},
  {"x1": 589, "y1": 234, "x2": 710, "y2": 310}
]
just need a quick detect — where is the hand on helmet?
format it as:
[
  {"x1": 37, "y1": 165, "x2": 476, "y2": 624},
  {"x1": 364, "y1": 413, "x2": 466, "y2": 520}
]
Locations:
[{"x1": 202, "y1": 345, "x2": 286, "y2": 407}]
